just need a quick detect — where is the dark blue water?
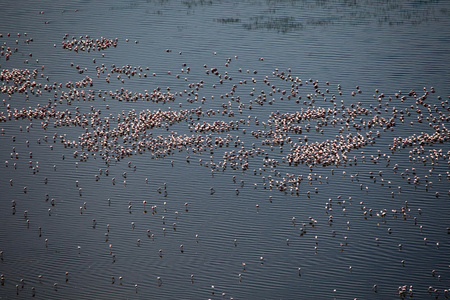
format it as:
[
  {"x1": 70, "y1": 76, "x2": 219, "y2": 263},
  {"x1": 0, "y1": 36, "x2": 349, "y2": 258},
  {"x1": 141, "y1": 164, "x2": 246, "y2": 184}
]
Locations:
[{"x1": 1, "y1": 1, "x2": 449, "y2": 299}]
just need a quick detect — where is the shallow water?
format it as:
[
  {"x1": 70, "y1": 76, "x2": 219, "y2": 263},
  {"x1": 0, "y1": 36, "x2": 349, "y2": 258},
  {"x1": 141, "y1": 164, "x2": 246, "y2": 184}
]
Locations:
[{"x1": 0, "y1": 0, "x2": 449, "y2": 299}]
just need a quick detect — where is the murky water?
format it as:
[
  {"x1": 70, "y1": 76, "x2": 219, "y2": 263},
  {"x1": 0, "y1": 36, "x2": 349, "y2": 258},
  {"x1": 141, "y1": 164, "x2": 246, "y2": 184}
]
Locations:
[{"x1": 1, "y1": 1, "x2": 449, "y2": 299}]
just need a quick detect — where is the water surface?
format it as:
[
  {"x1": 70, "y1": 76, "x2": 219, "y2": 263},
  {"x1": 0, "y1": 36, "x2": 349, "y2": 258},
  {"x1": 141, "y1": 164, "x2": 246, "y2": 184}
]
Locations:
[{"x1": 0, "y1": 1, "x2": 449, "y2": 299}]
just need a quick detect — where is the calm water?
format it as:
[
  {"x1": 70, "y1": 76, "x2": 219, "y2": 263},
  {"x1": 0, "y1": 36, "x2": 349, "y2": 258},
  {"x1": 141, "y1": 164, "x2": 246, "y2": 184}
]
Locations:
[{"x1": 1, "y1": 0, "x2": 449, "y2": 299}]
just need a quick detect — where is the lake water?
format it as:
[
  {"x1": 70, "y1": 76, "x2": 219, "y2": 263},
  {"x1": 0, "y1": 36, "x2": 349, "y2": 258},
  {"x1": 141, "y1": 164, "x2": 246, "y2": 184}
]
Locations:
[{"x1": 0, "y1": 0, "x2": 449, "y2": 299}]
